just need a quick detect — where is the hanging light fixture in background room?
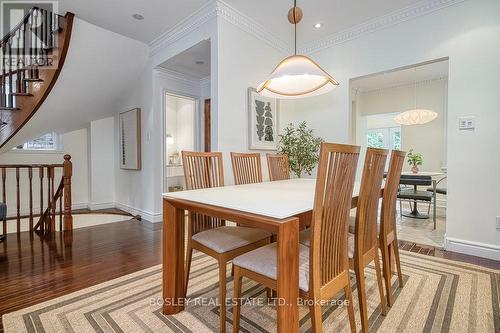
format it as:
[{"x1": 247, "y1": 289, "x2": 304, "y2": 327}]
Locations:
[
  {"x1": 395, "y1": 67, "x2": 438, "y2": 125},
  {"x1": 257, "y1": 0, "x2": 338, "y2": 99}
]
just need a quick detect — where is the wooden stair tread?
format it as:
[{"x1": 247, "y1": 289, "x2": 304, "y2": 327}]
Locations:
[
  {"x1": 0, "y1": 107, "x2": 20, "y2": 111},
  {"x1": 11, "y1": 93, "x2": 33, "y2": 97},
  {"x1": 0, "y1": 11, "x2": 74, "y2": 148}
]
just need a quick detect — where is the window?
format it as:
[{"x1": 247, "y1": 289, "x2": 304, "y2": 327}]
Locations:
[
  {"x1": 367, "y1": 127, "x2": 401, "y2": 150},
  {"x1": 13, "y1": 132, "x2": 62, "y2": 151}
]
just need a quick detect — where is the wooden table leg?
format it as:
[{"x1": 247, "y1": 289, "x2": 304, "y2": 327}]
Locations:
[
  {"x1": 162, "y1": 199, "x2": 186, "y2": 315},
  {"x1": 276, "y1": 217, "x2": 299, "y2": 333}
]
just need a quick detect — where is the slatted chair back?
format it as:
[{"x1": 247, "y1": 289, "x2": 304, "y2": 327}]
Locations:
[
  {"x1": 309, "y1": 143, "x2": 360, "y2": 289},
  {"x1": 355, "y1": 148, "x2": 389, "y2": 256},
  {"x1": 181, "y1": 151, "x2": 225, "y2": 234},
  {"x1": 266, "y1": 154, "x2": 290, "y2": 181},
  {"x1": 230, "y1": 152, "x2": 263, "y2": 185},
  {"x1": 380, "y1": 150, "x2": 406, "y2": 240}
]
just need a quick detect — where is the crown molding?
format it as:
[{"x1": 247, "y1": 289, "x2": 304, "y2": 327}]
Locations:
[
  {"x1": 148, "y1": 0, "x2": 466, "y2": 60},
  {"x1": 300, "y1": 0, "x2": 467, "y2": 55},
  {"x1": 215, "y1": 1, "x2": 290, "y2": 54},
  {"x1": 154, "y1": 67, "x2": 202, "y2": 86},
  {"x1": 200, "y1": 76, "x2": 210, "y2": 86},
  {"x1": 148, "y1": 1, "x2": 290, "y2": 58},
  {"x1": 354, "y1": 76, "x2": 448, "y2": 94},
  {"x1": 149, "y1": 0, "x2": 218, "y2": 56}
]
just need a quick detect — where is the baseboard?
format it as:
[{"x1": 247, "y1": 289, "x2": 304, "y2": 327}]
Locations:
[
  {"x1": 88, "y1": 202, "x2": 115, "y2": 211},
  {"x1": 445, "y1": 237, "x2": 500, "y2": 261},
  {"x1": 72, "y1": 202, "x2": 90, "y2": 210},
  {"x1": 114, "y1": 202, "x2": 162, "y2": 223}
]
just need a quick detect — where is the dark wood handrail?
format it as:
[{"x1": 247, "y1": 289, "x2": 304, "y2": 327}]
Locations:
[
  {"x1": 0, "y1": 7, "x2": 39, "y2": 45},
  {"x1": 0, "y1": 8, "x2": 74, "y2": 148},
  {"x1": 1, "y1": 154, "x2": 72, "y2": 235},
  {"x1": 0, "y1": 163, "x2": 63, "y2": 168}
]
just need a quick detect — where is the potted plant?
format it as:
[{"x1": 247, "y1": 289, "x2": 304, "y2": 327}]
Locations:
[
  {"x1": 407, "y1": 149, "x2": 423, "y2": 174},
  {"x1": 277, "y1": 121, "x2": 323, "y2": 178}
]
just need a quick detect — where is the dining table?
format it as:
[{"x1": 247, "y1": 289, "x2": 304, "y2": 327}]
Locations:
[
  {"x1": 161, "y1": 178, "x2": 383, "y2": 333},
  {"x1": 400, "y1": 171, "x2": 446, "y2": 228}
]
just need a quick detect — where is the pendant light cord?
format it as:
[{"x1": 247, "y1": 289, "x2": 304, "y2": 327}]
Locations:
[{"x1": 294, "y1": 0, "x2": 297, "y2": 55}]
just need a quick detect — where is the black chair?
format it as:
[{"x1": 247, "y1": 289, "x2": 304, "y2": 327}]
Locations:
[
  {"x1": 427, "y1": 176, "x2": 447, "y2": 195},
  {"x1": 397, "y1": 175, "x2": 434, "y2": 221},
  {"x1": 0, "y1": 203, "x2": 5, "y2": 242}
]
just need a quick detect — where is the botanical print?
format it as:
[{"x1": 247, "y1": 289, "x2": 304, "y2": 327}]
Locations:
[{"x1": 248, "y1": 88, "x2": 278, "y2": 150}]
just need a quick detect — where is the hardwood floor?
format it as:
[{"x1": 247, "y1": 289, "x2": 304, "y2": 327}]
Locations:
[
  {"x1": 0, "y1": 219, "x2": 498, "y2": 331},
  {"x1": 0, "y1": 219, "x2": 161, "y2": 332}
]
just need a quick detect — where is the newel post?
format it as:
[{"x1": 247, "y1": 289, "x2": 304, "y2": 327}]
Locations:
[{"x1": 63, "y1": 154, "x2": 73, "y2": 231}]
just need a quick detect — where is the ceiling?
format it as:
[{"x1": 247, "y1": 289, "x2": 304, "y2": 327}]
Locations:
[
  {"x1": 158, "y1": 40, "x2": 210, "y2": 79},
  {"x1": 58, "y1": 0, "x2": 210, "y2": 43},
  {"x1": 58, "y1": 0, "x2": 424, "y2": 45},
  {"x1": 226, "y1": 0, "x2": 422, "y2": 45},
  {"x1": 350, "y1": 60, "x2": 449, "y2": 92}
]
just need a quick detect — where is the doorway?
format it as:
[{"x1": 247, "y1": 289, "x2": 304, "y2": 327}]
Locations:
[
  {"x1": 350, "y1": 59, "x2": 449, "y2": 248},
  {"x1": 164, "y1": 93, "x2": 198, "y2": 193}
]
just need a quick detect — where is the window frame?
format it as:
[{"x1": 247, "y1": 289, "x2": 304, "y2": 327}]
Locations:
[
  {"x1": 12, "y1": 132, "x2": 64, "y2": 153},
  {"x1": 366, "y1": 126, "x2": 401, "y2": 150}
]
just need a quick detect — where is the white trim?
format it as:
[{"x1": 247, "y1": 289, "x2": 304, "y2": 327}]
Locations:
[
  {"x1": 355, "y1": 77, "x2": 448, "y2": 94},
  {"x1": 114, "y1": 202, "x2": 162, "y2": 223},
  {"x1": 200, "y1": 76, "x2": 210, "y2": 91},
  {"x1": 300, "y1": 0, "x2": 467, "y2": 54},
  {"x1": 148, "y1": 0, "x2": 289, "y2": 57},
  {"x1": 155, "y1": 67, "x2": 203, "y2": 86},
  {"x1": 72, "y1": 202, "x2": 90, "y2": 210},
  {"x1": 88, "y1": 202, "x2": 115, "y2": 211},
  {"x1": 149, "y1": 0, "x2": 218, "y2": 56},
  {"x1": 148, "y1": 0, "x2": 466, "y2": 59},
  {"x1": 215, "y1": 0, "x2": 289, "y2": 54},
  {"x1": 445, "y1": 237, "x2": 500, "y2": 261}
]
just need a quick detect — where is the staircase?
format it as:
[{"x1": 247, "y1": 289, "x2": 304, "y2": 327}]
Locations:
[{"x1": 0, "y1": 8, "x2": 74, "y2": 148}]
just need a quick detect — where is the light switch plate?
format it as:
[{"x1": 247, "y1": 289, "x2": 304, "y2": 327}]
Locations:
[
  {"x1": 459, "y1": 116, "x2": 475, "y2": 130},
  {"x1": 496, "y1": 216, "x2": 500, "y2": 230}
]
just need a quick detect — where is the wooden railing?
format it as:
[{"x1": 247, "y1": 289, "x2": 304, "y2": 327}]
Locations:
[
  {"x1": 0, "y1": 154, "x2": 72, "y2": 235},
  {"x1": 0, "y1": 7, "x2": 74, "y2": 147}
]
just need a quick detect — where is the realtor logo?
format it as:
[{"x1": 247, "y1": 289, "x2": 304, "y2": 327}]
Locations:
[{"x1": 1, "y1": 1, "x2": 58, "y2": 68}]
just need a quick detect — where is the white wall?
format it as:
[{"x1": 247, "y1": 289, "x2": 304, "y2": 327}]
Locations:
[
  {"x1": 0, "y1": 128, "x2": 89, "y2": 225},
  {"x1": 216, "y1": 18, "x2": 286, "y2": 184},
  {"x1": 89, "y1": 117, "x2": 115, "y2": 209},
  {"x1": 356, "y1": 78, "x2": 448, "y2": 173},
  {"x1": 283, "y1": 0, "x2": 500, "y2": 258},
  {"x1": 114, "y1": 16, "x2": 217, "y2": 222},
  {"x1": 3, "y1": 18, "x2": 149, "y2": 152}
]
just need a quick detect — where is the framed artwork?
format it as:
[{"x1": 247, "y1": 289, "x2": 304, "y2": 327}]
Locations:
[
  {"x1": 119, "y1": 108, "x2": 142, "y2": 170},
  {"x1": 248, "y1": 88, "x2": 279, "y2": 150}
]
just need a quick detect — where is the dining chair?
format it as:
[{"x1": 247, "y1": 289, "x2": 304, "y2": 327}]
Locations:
[
  {"x1": 266, "y1": 153, "x2": 290, "y2": 181},
  {"x1": 378, "y1": 150, "x2": 406, "y2": 307},
  {"x1": 232, "y1": 143, "x2": 361, "y2": 333},
  {"x1": 181, "y1": 151, "x2": 272, "y2": 333},
  {"x1": 348, "y1": 147, "x2": 389, "y2": 333},
  {"x1": 230, "y1": 152, "x2": 263, "y2": 185}
]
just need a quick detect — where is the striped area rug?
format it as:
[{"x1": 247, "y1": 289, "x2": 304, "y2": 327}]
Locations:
[{"x1": 3, "y1": 251, "x2": 499, "y2": 332}]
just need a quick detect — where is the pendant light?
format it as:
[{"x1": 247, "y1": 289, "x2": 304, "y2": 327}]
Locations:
[
  {"x1": 257, "y1": 1, "x2": 338, "y2": 99},
  {"x1": 394, "y1": 68, "x2": 437, "y2": 125}
]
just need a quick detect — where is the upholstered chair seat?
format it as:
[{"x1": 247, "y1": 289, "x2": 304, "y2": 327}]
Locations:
[
  {"x1": 192, "y1": 226, "x2": 271, "y2": 253},
  {"x1": 233, "y1": 242, "x2": 311, "y2": 292}
]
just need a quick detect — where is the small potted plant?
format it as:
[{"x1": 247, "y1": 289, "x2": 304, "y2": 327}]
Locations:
[
  {"x1": 277, "y1": 121, "x2": 323, "y2": 178},
  {"x1": 407, "y1": 149, "x2": 423, "y2": 174}
]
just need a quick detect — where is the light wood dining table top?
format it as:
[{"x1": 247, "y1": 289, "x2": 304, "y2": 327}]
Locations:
[{"x1": 163, "y1": 178, "x2": 369, "y2": 220}]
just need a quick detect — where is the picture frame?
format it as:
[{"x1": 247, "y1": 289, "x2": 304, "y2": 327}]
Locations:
[
  {"x1": 119, "y1": 108, "x2": 142, "y2": 170},
  {"x1": 247, "y1": 88, "x2": 279, "y2": 150}
]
